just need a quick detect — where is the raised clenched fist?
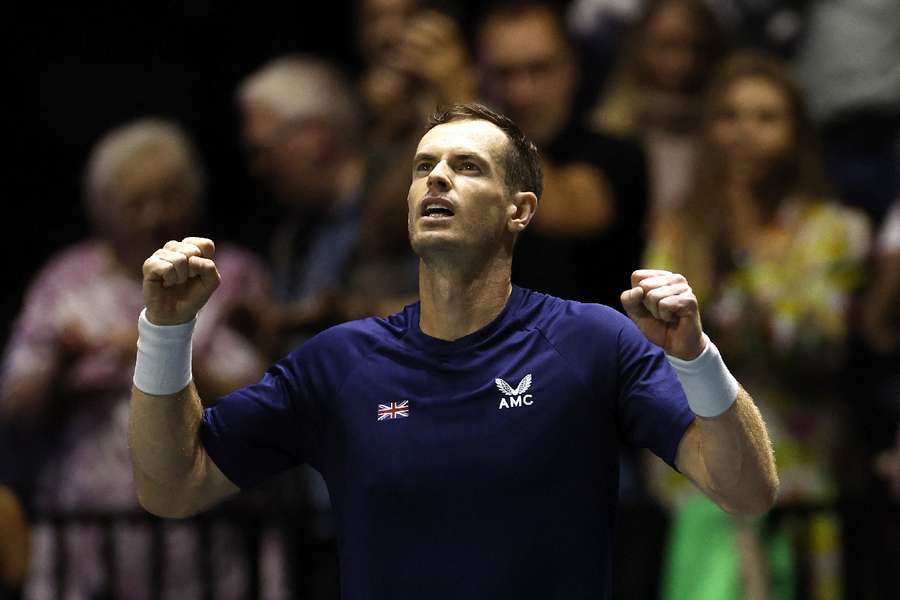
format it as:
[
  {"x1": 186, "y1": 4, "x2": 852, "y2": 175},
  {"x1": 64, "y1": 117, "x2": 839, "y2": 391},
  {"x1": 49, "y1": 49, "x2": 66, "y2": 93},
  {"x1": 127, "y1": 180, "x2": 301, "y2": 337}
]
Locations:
[
  {"x1": 142, "y1": 237, "x2": 220, "y2": 325},
  {"x1": 620, "y1": 269, "x2": 707, "y2": 361}
]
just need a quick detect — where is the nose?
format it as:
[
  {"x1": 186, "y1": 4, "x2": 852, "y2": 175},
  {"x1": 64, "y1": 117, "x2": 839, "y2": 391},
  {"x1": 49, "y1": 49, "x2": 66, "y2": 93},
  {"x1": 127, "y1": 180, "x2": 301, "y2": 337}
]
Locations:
[{"x1": 426, "y1": 160, "x2": 452, "y2": 193}]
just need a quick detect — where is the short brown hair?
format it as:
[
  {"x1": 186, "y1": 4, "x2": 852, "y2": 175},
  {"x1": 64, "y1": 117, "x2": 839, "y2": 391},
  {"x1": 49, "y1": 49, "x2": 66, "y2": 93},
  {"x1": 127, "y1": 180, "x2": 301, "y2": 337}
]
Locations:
[{"x1": 426, "y1": 103, "x2": 543, "y2": 199}]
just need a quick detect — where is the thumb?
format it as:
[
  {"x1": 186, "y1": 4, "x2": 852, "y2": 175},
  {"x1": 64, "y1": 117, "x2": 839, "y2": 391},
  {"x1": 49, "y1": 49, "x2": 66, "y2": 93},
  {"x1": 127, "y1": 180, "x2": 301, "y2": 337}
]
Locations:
[{"x1": 621, "y1": 287, "x2": 651, "y2": 322}]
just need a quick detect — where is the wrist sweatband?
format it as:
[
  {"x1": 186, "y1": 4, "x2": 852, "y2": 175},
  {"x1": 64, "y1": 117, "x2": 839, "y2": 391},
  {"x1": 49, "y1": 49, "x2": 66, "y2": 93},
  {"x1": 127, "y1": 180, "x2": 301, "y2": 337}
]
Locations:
[
  {"x1": 666, "y1": 337, "x2": 739, "y2": 418},
  {"x1": 133, "y1": 308, "x2": 196, "y2": 395}
]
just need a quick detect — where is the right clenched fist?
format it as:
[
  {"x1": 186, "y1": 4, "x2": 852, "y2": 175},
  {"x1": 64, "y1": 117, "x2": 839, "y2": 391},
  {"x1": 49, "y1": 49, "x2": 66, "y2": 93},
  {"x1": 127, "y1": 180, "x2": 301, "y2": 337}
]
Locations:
[{"x1": 142, "y1": 237, "x2": 220, "y2": 325}]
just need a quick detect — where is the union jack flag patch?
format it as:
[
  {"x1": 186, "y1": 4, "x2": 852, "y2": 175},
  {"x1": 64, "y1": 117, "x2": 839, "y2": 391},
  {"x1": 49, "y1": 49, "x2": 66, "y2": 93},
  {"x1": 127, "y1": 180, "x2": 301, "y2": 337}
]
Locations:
[{"x1": 377, "y1": 401, "x2": 409, "y2": 420}]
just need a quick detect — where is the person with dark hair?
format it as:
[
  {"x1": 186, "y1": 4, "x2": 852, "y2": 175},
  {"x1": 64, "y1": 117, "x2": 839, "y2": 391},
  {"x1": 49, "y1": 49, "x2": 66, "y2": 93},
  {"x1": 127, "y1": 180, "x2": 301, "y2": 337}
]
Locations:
[
  {"x1": 129, "y1": 102, "x2": 777, "y2": 599},
  {"x1": 646, "y1": 51, "x2": 871, "y2": 599},
  {"x1": 592, "y1": 0, "x2": 727, "y2": 230},
  {"x1": 476, "y1": 0, "x2": 651, "y2": 314}
]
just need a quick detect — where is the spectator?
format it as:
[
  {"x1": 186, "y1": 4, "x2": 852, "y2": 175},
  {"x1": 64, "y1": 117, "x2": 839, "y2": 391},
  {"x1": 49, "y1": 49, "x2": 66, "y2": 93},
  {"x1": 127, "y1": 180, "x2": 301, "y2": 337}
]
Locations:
[
  {"x1": 646, "y1": 51, "x2": 871, "y2": 599},
  {"x1": 0, "y1": 119, "x2": 272, "y2": 599},
  {"x1": 476, "y1": 0, "x2": 650, "y2": 310},
  {"x1": 237, "y1": 55, "x2": 377, "y2": 599},
  {"x1": 238, "y1": 56, "x2": 363, "y2": 324},
  {"x1": 592, "y1": 0, "x2": 726, "y2": 227},
  {"x1": 356, "y1": 0, "x2": 475, "y2": 147},
  {"x1": 238, "y1": 55, "x2": 412, "y2": 343},
  {"x1": 353, "y1": 0, "x2": 473, "y2": 306},
  {"x1": 861, "y1": 198, "x2": 900, "y2": 357},
  {"x1": 792, "y1": 0, "x2": 900, "y2": 225},
  {"x1": 855, "y1": 195, "x2": 900, "y2": 598},
  {"x1": 567, "y1": 0, "x2": 801, "y2": 68}
]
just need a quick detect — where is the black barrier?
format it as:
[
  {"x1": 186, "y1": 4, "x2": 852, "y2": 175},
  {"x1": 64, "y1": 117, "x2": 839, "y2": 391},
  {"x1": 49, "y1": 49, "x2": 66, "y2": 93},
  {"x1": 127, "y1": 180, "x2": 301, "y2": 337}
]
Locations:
[{"x1": 33, "y1": 507, "x2": 317, "y2": 600}]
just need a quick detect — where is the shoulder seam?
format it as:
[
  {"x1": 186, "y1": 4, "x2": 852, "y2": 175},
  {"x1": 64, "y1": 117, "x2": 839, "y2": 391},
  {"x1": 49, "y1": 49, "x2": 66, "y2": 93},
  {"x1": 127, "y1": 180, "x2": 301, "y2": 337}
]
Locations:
[
  {"x1": 531, "y1": 323, "x2": 596, "y2": 403},
  {"x1": 331, "y1": 324, "x2": 394, "y2": 400}
]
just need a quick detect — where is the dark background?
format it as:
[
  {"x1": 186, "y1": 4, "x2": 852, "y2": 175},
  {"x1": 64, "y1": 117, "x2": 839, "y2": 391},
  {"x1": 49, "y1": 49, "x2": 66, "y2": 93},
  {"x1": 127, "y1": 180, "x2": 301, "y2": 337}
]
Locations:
[{"x1": 1, "y1": 1, "x2": 369, "y2": 345}]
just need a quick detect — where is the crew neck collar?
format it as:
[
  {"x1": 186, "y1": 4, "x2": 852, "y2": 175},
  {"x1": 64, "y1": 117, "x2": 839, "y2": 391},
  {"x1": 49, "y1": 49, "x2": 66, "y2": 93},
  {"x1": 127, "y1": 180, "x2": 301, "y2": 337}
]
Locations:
[{"x1": 405, "y1": 285, "x2": 527, "y2": 355}]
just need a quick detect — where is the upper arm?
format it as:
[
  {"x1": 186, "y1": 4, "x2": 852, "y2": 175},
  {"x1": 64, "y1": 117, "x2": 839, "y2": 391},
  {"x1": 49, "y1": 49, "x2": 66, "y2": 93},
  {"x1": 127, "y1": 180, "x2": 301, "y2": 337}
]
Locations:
[
  {"x1": 615, "y1": 320, "x2": 695, "y2": 467},
  {"x1": 197, "y1": 339, "x2": 334, "y2": 489}
]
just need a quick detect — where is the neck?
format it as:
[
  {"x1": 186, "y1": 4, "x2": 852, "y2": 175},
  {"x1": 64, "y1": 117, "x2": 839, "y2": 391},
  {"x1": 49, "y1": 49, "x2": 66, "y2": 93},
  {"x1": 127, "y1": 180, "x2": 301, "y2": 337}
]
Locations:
[
  {"x1": 724, "y1": 175, "x2": 788, "y2": 229},
  {"x1": 417, "y1": 253, "x2": 513, "y2": 341}
]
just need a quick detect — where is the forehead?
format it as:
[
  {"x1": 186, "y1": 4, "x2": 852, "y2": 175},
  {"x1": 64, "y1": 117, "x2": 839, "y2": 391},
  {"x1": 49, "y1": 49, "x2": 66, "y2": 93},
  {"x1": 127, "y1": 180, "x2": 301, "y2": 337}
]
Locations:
[
  {"x1": 113, "y1": 147, "x2": 190, "y2": 195},
  {"x1": 480, "y1": 9, "x2": 565, "y2": 62},
  {"x1": 725, "y1": 77, "x2": 789, "y2": 108},
  {"x1": 416, "y1": 119, "x2": 509, "y2": 163}
]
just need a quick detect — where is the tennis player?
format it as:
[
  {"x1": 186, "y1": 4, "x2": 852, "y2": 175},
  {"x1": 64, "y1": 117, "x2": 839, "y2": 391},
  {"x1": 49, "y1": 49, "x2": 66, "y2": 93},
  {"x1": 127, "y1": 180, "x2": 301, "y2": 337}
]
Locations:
[{"x1": 130, "y1": 103, "x2": 777, "y2": 599}]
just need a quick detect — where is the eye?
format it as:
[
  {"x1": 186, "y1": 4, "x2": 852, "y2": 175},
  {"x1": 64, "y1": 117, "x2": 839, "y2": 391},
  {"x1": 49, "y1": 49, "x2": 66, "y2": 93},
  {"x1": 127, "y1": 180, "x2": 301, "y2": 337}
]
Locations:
[
  {"x1": 460, "y1": 161, "x2": 481, "y2": 173},
  {"x1": 415, "y1": 161, "x2": 432, "y2": 173}
]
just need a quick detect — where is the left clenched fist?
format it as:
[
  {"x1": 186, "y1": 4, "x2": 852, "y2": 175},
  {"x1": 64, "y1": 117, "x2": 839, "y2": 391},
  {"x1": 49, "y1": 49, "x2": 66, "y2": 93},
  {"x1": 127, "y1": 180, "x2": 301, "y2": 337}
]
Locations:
[{"x1": 620, "y1": 269, "x2": 707, "y2": 360}]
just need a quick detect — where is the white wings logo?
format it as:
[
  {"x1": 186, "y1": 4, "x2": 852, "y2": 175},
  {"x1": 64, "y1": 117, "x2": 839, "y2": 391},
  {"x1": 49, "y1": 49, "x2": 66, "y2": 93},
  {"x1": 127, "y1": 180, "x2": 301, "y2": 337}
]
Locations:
[
  {"x1": 495, "y1": 374, "x2": 532, "y2": 395},
  {"x1": 496, "y1": 374, "x2": 534, "y2": 409}
]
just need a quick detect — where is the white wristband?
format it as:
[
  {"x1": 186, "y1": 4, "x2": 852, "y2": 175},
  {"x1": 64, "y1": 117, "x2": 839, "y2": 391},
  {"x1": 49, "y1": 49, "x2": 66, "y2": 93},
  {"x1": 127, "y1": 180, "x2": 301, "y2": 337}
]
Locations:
[
  {"x1": 666, "y1": 338, "x2": 739, "y2": 418},
  {"x1": 133, "y1": 308, "x2": 196, "y2": 395}
]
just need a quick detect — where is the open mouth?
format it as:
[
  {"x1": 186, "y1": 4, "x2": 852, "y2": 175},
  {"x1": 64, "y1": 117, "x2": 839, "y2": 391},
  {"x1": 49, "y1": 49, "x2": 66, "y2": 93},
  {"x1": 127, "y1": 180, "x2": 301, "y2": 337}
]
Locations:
[{"x1": 421, "y1": 198, "x2": 455, "y2": 218}]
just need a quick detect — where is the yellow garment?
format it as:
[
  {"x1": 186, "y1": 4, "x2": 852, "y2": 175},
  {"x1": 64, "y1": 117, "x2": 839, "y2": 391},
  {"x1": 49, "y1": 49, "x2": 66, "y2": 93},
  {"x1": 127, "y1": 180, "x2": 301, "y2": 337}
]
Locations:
[{"x1": 646, "y1": 199, "x2": 870, "y2": 598}]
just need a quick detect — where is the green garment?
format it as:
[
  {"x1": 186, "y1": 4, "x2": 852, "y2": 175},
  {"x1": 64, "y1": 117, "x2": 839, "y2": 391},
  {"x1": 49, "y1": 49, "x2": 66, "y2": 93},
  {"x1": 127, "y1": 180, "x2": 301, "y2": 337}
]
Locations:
[{"x1": 661, "y1": 495, "x2": 794, "y2": 600}]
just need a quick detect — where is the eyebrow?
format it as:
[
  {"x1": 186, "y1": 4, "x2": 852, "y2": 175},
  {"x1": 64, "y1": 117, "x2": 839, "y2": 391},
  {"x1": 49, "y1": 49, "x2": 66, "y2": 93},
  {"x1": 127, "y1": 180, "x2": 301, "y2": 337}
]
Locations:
[{"x1": 412, "y1": 152, "x2": 492, "y2": 168}]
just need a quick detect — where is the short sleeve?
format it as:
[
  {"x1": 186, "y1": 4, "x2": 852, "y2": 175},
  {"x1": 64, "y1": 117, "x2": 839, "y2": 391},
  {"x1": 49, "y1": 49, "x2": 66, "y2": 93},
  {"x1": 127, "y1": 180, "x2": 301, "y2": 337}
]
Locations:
[
  {"x1": 199, "y1": 349, "x2": 323, "y2": 489},
  {"x1": 615, "y1": 319, "x2": 694, "y2": 468}
]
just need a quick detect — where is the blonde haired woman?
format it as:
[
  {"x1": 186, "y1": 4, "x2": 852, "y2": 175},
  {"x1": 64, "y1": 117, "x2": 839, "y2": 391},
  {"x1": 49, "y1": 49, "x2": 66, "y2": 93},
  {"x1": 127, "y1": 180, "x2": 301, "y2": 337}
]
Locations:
[{"x1": 647, "y1": 51, "x2": 871, "y2": 599}]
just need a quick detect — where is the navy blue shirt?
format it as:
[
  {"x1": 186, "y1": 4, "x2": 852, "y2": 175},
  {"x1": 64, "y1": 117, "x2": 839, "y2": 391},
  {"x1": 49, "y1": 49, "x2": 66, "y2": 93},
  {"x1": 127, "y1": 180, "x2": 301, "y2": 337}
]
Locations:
[{"x1": 200, "y1": 286, "x2": 694, "y2": 599}]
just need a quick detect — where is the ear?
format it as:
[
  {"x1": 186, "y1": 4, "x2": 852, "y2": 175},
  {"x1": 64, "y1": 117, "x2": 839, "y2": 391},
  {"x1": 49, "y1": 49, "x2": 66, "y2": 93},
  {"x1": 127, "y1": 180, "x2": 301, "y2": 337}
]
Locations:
[{"x1": 507, "y1": 191, "x2": 538, "y2": 233}]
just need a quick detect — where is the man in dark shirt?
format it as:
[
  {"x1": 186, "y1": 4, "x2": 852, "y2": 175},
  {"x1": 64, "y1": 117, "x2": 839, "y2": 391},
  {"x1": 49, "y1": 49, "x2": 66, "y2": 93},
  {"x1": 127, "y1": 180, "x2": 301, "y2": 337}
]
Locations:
[
  {"x1": 129, "y1": 103, "x2": 777, "y2": 599},
  {"x1": 476, "y1": 0, "x2": 649, "y2": 308}
]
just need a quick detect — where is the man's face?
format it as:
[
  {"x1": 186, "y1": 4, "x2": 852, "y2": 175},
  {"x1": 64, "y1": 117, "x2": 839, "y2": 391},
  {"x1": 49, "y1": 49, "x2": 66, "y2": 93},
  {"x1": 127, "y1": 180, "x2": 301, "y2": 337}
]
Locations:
[
  {"x1": 106, "y1": 148, "x2": 197, "y2": 255},
  {"x1": 241, "y1": 101, "x2": 341, "y2": 208},
  {"x1": 358, "y1": 0, "x2": 419, "y2": 66},
  {"x1": 639, "y1": 1, "x2": 711, "y2": 93},
  {"x1": 478, "y1": 8, "x2": 577, "y2": 146},
  {"x1": 407, "y1": 119, "x2": 514, "y2": 259}
]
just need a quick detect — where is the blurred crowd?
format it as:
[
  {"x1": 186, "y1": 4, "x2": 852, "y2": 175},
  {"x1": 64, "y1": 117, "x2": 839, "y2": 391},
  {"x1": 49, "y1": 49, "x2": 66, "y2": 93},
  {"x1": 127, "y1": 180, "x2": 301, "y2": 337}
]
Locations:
[{"x1": 1, "y1": 0, "x2": 899, "y2": 598}]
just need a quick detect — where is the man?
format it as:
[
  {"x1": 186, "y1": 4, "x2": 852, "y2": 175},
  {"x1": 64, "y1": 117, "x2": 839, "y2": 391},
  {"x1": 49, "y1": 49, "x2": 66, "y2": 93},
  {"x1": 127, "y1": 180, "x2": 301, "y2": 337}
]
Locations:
[
  {"x1": 476, "y1": 1, "x2": 651, "y2": 310},
  {"x1": 130, "y1": 104, "x2": 777, "y2": 599},
  {"x1": 238, "y1": 55, "x2": 367, "y2": 337}
]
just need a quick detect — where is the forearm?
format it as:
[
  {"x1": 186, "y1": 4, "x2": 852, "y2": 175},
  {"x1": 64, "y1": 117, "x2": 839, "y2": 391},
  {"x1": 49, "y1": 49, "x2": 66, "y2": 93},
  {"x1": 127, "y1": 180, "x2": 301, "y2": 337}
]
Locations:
[
  {"x1": 691, "y1": 388, "x2": 778, "y2": 515},
  {"x1": 128, "y1": 383, "x2": 237, "y2": 517}
]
